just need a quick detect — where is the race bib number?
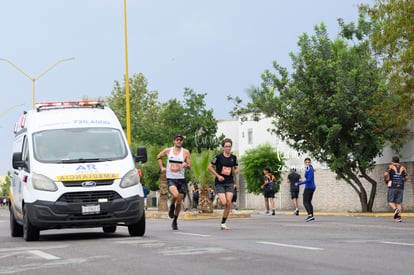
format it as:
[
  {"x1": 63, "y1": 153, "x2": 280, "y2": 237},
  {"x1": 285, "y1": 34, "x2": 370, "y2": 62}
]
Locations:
[
  {"x1": 221, "y1": 166, "x2": 232, "y2": 176},
  {"x1": 170, "y1": 163, "x2": 181, "y2": 173}
]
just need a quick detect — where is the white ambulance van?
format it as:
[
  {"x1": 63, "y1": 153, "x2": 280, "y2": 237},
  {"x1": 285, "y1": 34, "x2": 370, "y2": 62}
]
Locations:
[{"x1": 9, "y1": 100, "x2": 147, "y2": 241}]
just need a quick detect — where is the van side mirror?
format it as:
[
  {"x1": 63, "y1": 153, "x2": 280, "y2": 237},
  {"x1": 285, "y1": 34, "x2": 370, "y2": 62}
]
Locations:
[
  {"x1": 12, "y1": 152, "x2": 25, "y2": 169},
  {"x1": 135, "y1": 146, "x2": 147, "y2": 164}
]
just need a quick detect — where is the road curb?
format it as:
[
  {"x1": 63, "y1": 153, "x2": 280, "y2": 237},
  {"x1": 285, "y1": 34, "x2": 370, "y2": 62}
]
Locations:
[
  {"x1": 145, "y1": 210, "x2": 253, "y2": 220},
  {"x1": 145, "y1": 209, "x2": 414, "y2": 220}
]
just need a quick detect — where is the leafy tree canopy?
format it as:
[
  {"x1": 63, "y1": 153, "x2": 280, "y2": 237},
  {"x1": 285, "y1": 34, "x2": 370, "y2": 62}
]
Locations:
[
  {"x1": 233, "y1": 23, "x2": 391, "y2": 212},
  {"x1": 338, "y1": 0, "x2": 414, "y2": 150}
]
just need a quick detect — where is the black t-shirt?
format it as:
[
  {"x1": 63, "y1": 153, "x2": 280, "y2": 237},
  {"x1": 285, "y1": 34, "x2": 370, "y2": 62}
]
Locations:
[
  {"x1": 288, "y1": 172, "x2": 301, "y2": 192},
  {"x1": 211, "y1": 153, "x2": 238, "y2": 184}
]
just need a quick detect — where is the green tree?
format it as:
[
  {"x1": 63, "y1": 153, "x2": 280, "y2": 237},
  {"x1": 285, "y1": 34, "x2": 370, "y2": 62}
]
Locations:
[
  {"x1": 137, "y1": 144, "x2": 162, "y2": 192},
  {"x1": 107, "y1": 73, "x2": 164, "y2": 145},
  {"x1": 108, "y1": 76, "x2": 219, "y2": 151},
  {"x1": 340, "y1": 1, "x2": 414, "y2": 150},
  {"x1": 1, "y1": 174, "x2": 10, "y2": 196},
  {"x1": 234, "y1": 23, "x2": 390, "y2": 212},
  {"x1": 239, "y1": 144, "x2": 285, "y2": 194},
  {"x1": 190, "y1": 150, "x2": 216, "y2": 213},
  {"x1": 159, "y1": 88, "x2": 219, "y2": 152}
]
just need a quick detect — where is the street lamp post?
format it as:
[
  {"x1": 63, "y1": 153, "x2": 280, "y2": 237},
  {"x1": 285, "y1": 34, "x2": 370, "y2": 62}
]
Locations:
[
  {"x1": 0, "y1": 103, "x2": 25, "y2": 119},
  {"x1": 0, "y1": 57, "x2": 75, "y2": 109}
]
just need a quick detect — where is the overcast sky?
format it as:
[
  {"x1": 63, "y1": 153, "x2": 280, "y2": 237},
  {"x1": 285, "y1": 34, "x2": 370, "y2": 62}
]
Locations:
[{"x1": 0, "y1": 0, "x2": 371, "y2": 175}]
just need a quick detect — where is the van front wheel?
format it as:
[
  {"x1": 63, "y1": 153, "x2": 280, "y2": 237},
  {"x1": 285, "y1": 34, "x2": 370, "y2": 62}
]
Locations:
[
  {"x1": 23, "y1": 205, "x2": 40, "y2": 241},
  {"x1": 128, "y1": 212, "x2": 145, "y2": 236}
]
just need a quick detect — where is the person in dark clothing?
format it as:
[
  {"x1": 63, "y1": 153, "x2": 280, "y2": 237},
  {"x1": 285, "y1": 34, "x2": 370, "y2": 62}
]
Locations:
[
  {"x1": 232, "y1": 184, "x2": 238, "y2": 210},
  {"x1": 208, "y1": 186, "x2": 215, "y2": 207},
  {"x1": 287, "y1": 165, "x2": 301, "y2": 216},
  {"x1": 142, "y1": 184, "x2": 150, "y2": 210},
  {"x1": 261, "y1": 167, "x2": 276, "y2": 215},
  {"x1": 384, "y1": 156, "x2": 409, "y2": 222},
  {"x1": 192, "y1": 186, "x2": 199, "y2": 209},
  {"x1": 208, "y1": 138, "x2": 239, "y2": 230},
  {"x1": 296, "y1": 158, "x2": 316, "y2": 222}
]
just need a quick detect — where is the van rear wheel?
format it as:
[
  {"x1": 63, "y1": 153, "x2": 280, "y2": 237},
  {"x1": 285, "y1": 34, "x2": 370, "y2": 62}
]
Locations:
[
  {"x1": 23, "y1": 205, "x2": 40, "y2": 241},
  {"x1": 10, "y1": 207, "x2": 23, "y2": 237},
  {"x1": 128, "y1": 212, "x2": 145, "y2": 236}
]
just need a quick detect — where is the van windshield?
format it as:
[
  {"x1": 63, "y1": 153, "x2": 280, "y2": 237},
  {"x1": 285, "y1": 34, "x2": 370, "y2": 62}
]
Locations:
[{"x1": 33, "y1": 128, "x2": 128, "y2": 163}]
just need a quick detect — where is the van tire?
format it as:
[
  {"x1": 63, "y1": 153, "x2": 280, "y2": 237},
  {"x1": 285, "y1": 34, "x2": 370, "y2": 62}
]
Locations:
[
  {"x1": 10, "y1": 207, "x2": 23, "y2": 237},
  {"x1": 128, "y1": 212, "x2": 145, "y2": 236},
  {"x1": 103, "y1": 225, "x2": 117, "y2": 233},
  {"x1": 23, "y1": 205, "x2": 40, "y2": 241}
]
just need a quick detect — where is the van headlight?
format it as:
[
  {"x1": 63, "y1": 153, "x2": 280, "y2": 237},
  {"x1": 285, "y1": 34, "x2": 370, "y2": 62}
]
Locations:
[
  {"x1": 32, "y1": 172, "x2": 58, "y2": 192},
  {"x1": 120, "y1": 169, "x2": 140, "y2": 188}
]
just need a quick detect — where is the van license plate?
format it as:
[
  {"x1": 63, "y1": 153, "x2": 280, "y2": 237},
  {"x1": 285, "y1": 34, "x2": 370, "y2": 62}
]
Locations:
[{"x1": 82, "y1": 204, "x2": 100, "y2": 215}]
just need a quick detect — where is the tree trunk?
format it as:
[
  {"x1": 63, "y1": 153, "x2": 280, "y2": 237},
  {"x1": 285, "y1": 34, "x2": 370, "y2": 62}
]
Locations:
[
  {"x1": 158, "y1": 171, "x2": 169, "y2": 212},
  {"x1": 362, "y1": 173, "x2": 377, "y2": 212},
  {"x1": 198, "y1": 186, "x2": 213, "y2": 213},
  {"x1": 347, "y1": 171, "x2": 376, "y2": 212}
]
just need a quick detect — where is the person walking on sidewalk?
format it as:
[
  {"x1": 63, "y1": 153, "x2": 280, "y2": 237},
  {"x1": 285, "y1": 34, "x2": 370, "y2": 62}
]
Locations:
[
  {"x1": 296, "y1": 158, "x2": 316, "y2": 222},
  {"x1": 261, "y1": 167, "x2": 277, "y2": 216},
  {"x1": 157, "y1": 133, "x2": 191, "y2": 230},
  {"x1": 287, "y1": 165, "x2": 301, "y2": 216},
  {"x1": 208, "y1": 138, "x2": 239, "y2": 230},
  {"x1": 384, "y1": 156, "x2": 409, "y2": 222}
]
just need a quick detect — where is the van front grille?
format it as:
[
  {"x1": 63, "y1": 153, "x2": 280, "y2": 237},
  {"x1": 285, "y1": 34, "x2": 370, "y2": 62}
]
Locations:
[
  {"x1": 57, "y1": 191, "x2": 121, "y2": 203},
  {"x1": 62, "y1": 180, "x2": 114, "y2": 187}
]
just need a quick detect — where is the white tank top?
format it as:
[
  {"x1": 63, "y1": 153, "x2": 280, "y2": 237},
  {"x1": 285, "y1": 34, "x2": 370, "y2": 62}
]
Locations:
[{"x1": 166, "y1": 147, "x2": 185, "y2": 179}]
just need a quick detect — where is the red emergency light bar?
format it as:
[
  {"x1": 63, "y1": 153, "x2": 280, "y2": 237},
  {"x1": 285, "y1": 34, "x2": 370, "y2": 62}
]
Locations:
[
  {"x1": 35, "y1": 100, "x2": 104, "y2": 108},
  {"x1": 13, "y1": 100, "x2": 106, "y2": 133}
]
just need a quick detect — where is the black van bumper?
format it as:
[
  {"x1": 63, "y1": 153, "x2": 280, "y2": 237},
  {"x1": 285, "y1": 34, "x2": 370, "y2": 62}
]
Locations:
[{"x1": 25, "y1": 195, "x2": 144, "y2": 229}]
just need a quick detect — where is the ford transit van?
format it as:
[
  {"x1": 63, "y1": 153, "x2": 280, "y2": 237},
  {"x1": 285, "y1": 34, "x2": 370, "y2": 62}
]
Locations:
[{"x1": 9, "y1": 100, "x2": 147, "y2": 241}]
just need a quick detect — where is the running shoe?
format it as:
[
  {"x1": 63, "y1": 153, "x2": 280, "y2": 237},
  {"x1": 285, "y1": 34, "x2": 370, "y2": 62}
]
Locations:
[
  {"x1": 294, "y1": 209, "x2": 299, "y2": 216},
  {"x1": 220, "y1": 223, "x2": 230, "y2": 230},
  {"x1": 172, "y1": 220, "x2": 178, "y2": 230},
  {"x1": 395, "y1": 217, "x2": 402, "y2": 222},
  {"x1": 393, "y1": 208, "x2": 400, "y2": 219},
  {"x1": 305, "y1": 215, "x2": 315, "y2": 222},
  {"x1": 168, "y1": 203, "x2": 175, "y2": 219}
]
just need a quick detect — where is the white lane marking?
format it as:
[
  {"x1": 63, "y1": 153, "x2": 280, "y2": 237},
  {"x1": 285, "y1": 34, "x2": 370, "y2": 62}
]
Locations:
[
  {"x1": 0, "y1": 256, "x2": 107, "y2": 274},
  {"x1": 0, "y1": 245, "x2": 69, "y2": 253},
  {"x1": 381, "y1": 241, "x2": 414, "y2": 246},
  {"x1": 27, "y1": 250, "x2": 60, "y2": 260},
  {"x1": 174, "y1": 232, "x2": 210, "y2": 237},
  {"x1": 257, "y1": 241, "x2": 324, "y2": 251},
  {"x1": 0, "y1": 252, "x2": 25, "y2": 259},
  {"x1": 160, "y1": 247, "x2": 229, "y2": 256},
  {"x1": 115, "y1": 239, "x2": 157, "y2": 244}
]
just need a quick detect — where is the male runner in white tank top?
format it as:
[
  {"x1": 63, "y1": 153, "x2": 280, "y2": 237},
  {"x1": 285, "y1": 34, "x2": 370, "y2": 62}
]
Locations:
[{"x1": 157, "y1": 134, "x2": 191, "y2": 230}]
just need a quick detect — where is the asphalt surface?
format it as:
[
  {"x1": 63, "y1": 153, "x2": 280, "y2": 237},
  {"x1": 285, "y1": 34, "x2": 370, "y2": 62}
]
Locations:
[{"x1": 1, "y1": 207, "x2": 414, "y2": 274}]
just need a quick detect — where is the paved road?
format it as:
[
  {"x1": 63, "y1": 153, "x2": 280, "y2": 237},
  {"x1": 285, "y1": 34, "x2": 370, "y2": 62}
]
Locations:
[{"x1": 0, "y1": 208, "x2": 413, "y2": 274}]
